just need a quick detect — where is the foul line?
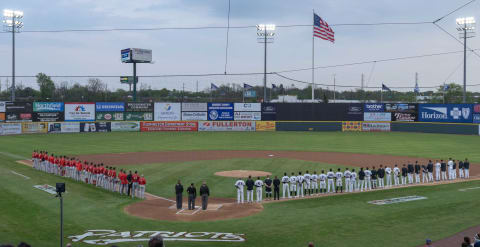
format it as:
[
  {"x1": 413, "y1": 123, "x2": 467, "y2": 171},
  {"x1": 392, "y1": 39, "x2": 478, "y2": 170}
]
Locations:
[
  {"x1": 10, "y1": 170, "x2": 31, "y2": 180},
  {"x1": 459, "y1": 186, "x2": 480, "y2": 192},
  {"x1": 145, "y1": 193, "x2": 176, "y2": 203},
  {"x1": 0, "y1": 152, "x2": 29, "y2": 160}
]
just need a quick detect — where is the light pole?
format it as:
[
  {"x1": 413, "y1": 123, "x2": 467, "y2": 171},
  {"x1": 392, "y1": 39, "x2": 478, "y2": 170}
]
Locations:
[
  {"x1": 456, "y1": 17, "x2": 476, "y2": 103},
  {"x1": 256, "y1": 24, "x2": 275, "y2": 102},
  {"x1": 3, "y1": 9, "x2": 23, "y2": 102}
]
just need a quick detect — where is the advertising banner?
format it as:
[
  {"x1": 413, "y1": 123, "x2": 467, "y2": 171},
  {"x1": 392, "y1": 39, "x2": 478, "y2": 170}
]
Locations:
[
  {"x1": 0, "y1": 123, "x2": 22, "y2": 135},
  {"x1": 154, "y1": 103, "x2": 181, "y2": 121},
  {"x1": 125, "y1": 112, "x2": 153, "y2": 121},
  {"x1": 345, "y1": 104, "x2": 363, "y2": 121},
  {"x1": 111, "y1": 121, "x2": 140, "y2": 132},
  {"x1": 22, "y1": 122, "x2": 48, "y2": 134},
  {"x1": 0, "y1": 113, "x2": 5, "y2": 122},
  {"x1": 385, "y1": 103, "x2": 417, "y2": 113},
  {"x1": 5, "y1": 102, "x2": 33, "y2": 113},
  {"x1": 256, "y1": 121, "x2": 276, "y2": 131},
  {"x1": 140, "y1": 121, "x2": 198, "y2": 132},
  {"x1": 181, "y1": 102, "x2": 207, "y2": 112},
  {"x1": 198, "y1": 121, "x2": 255, "y2": 131},
  {"x1": 80, "y1": 122, "x2": 111, "y2": 132},
  {"x1": 6, "y1": 113, "x2": 33, "y2": 122},
  {"x1": 473, "y1": 114, "x2": 480, "y2": 124},
  {"x1": 364, "y1": 103, "x2": 385, "y2": 112},
  {"x1": 181, "y1": 112, "x2": 207, "y2": 121},
  {"x1": 96, "y1": 112, "x2": 124, "y2": 121},
  {"x1": 234, "y1": 112, "x2": 261, "y2": 121},
  {"x1": 95, "y1": 102, "x2": 125, "y2": 112},
  {"x1": 47, "y1": 122, "x2": 80, "y2": 133},
  {"x1": 364, "y1": 112, "x2": 391, "y2": 121},
  {"x1": 33, "y1": 102, "x2": 64, "y2": 112},
  {"x1": 207, "y1": 103, "x2": 234, "y2": 121},
  {"x1": 392, "y1": 112, "x2": 416, "y2": 122},
  {"x1": 32, "y1": 112, "x2": 64, "y2": 122},
  {"x1": 342, "y1": 121, "x2": 362, "y2": 132},
  {"x1": 65, "y1": 102, "x2": 95, "y2": 121},
  {"x1": 234, "y1": 103, "x2": 261, "y2": 112},
  {"x1": 125, "y1": 102, "x2": 153, "y2": 112},
  {"x1": 362, "y1": 122, "x2": 391, "y2": 132},
  {"x1": 418, "y1": 104, "x2": 473, "y2": 123},
  {"x1": 474, "y1": 104, "x2": 480, "y2": 114},
  {"x1": 0, "y1": 101, "x2": 5, "y2": 112},
  {"x1": 261, "y1": 103, "x2": 277, "y2": 121}
]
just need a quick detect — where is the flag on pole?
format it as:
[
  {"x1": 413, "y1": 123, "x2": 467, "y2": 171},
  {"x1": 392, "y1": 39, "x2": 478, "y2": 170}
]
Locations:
[
  {"x1": 414, "y1": 82, "x2": 420, "y2": 93},
  {"x1": 382, "y1": 84, "x2": 391, "y2": 92},
  {"x1": 272, "y1": 83, "x2": 277, "y2": 89},
  {"x1": 313, "y1": 13, "x2": 335, "y2": 43},
  {"x1": 443, "y1": 84, "x2": 450, "y2": 91},
  {"x1": 243, "y1": 83, "x2": 253, "y2": 90},
  {"x1": 211, "y1": 83, "x2": 219, "y2": 91}
]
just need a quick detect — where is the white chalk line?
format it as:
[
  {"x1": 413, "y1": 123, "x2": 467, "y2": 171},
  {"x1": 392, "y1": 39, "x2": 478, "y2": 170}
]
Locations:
[
  {"x1": 459, "y1": 186, "x2": 480, "y2": 192},
  {"x1": 0, "y1": 151, "x2": 29, "y2": 160},
  {"x1": 11, "y1": 170, "x2": 30, "y2": 180},
  {"x1": 145, "y1": 193, "x2": 176, "y2": 203}
]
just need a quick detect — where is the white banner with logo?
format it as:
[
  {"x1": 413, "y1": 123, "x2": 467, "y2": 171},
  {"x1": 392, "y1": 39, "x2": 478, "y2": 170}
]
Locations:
[
  {"x1": 111, "y1": 121, "x2": 140, "y2": 132},
  {"x1": 364, "y1": 112, "x2": 391, "y2": 121},
  {"x1": 48, "y1": 122, "x2": 80, "y2": 133},
  {"x1": 154, "y1": 103, "x2": 181, "y2": 121},
  {"x1": 234, "y1": 103, "x2": 261, "y2": 112},
  {"x1": 234, "y1": 112, "x2": 261, "y2": 121},
  {"x1": 65, "y1": 103, "x2": 95, "y2": 121},
  {"x1": 198, "y1": 121, "x2": 256, "y2": 131},
  {"x1": 182, "y1": 112, "x2": 207, "y2": 120},
  {"x1": 182, "y1": 102, "x2": 207, "y2": 112},
  {"x1": 362, "y1": 122, "x2": 391, "y2": 132},
  {"x1": 0, "y1": 123, "x2": 22, "y2": 135},
  {"x1": 0, "y1": 101, "x2": 6, "y2": 112}
]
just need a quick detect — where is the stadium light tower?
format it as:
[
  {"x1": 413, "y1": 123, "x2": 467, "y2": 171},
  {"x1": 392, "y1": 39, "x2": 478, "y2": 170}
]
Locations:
[
  {"x1": 257, "y1": 24, "x2": 275, "y2": 102},
  {"x1": 456, "y1": 17, "x2": 476, "y2": 103},
  {"x1": 3, "y1": 9, "x2": 24, "y2": 102}
]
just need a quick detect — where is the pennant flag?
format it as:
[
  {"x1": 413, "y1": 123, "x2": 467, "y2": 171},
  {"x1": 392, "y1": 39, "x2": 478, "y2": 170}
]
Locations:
[
  {"x1": 382, "y1": 84, "x2": 391, "y2": 92},
  {"x1": 272, "y1": 83, "x2": 277, "y2": 89},
  {"x1": 314, "y1": 13, "x2": 335, "y2": 43},
  {"x1": 414, "y1": 82, "x2": 420, "y2": 93},
  {"x1": 443, "y1": 84, "x2": 450, "y2": 91},
  {"x1": 211, "y1": 83, "x2": 219, "y2": 91},
  {"x1": 243, "y1": 83, "x2": 253, "y2": 90}
]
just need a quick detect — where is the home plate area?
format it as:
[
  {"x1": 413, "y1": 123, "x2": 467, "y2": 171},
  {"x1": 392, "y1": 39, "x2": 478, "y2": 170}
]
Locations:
[{"x1": 169, "y1": 203, "x2": 224, "y2": 215}]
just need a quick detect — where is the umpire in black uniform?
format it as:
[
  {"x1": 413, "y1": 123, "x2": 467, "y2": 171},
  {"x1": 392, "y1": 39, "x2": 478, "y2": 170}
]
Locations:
[
  {"x1": 273, "y1": 176, "x2": 280, "y2": 200},
  {"x1": 200, "y1": 181, "x2": 210, "y2": 210},
  {"x1": 187, "y1": 183, "x2": 197, "y2": 210},
  {"x1": 175, "y1": 180, "x2": 184, "y2": 210}
]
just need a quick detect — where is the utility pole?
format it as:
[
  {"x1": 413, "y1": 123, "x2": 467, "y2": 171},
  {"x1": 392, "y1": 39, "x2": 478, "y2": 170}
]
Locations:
[
  {"x1": 415, "y1": 72, "x2": 418, "y2": 103},
  {"x1": 456, "y1": 17, "x2": 476, "y2": 103},
  {"x1": 3, "y1": 10, "x2": 24, "y2": 102},
  {"x1": 196, "y1": 80, "x2": 198, "y2": 94},
  {"x1": 361, "y1": 73, "x2": 364, "y2": 102}
]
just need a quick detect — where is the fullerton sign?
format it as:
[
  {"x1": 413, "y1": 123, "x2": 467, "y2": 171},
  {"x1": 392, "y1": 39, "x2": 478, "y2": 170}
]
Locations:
[{"x1": 69, "y1": 230, "x2": 245, "y2": 245}]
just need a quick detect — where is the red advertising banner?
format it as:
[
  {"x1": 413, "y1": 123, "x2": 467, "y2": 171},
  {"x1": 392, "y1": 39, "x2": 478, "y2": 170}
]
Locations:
[{"x1": 140, "y1": 121, "x2": 198, "y2": 132}]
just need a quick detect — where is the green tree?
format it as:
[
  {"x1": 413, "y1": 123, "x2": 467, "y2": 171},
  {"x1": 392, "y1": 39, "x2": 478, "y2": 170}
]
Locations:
[{"x1": 36, "y1": 73, "x2": 56, "y2": 100}]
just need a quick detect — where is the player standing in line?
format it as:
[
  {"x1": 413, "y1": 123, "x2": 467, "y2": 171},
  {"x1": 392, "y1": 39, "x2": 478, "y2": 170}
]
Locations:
[
  {"x1": 311, "y1": 171, "x2": 319, "y2": 195},
  {"x1": 303, "y1": 171, "x2": 311, "y2": 196},
  {"x1": 289, "y1": 172, "x2": 297, "y2": 197},
  {"x1": 264, "y1": 175, "x2": 273, "y2": 200},
  {"x1": 414, "y1": 161, "x2": 421, "y2": 184},
  {"x1": 371, "y1": 166, "x2": 377, "y2": 189},
  {"x1": 435, "y1": 160, "x2": 441, "y2": 181},
  {"x1": 440, "y1": 160, "x2": 447, "y2": 180},
  {"x1": 447, "y1": 158, "x2": 454, "y2": 180},
  {"x1": 378, "y1": 165, "x2": 385, "y2": 188},
  {"x1": 407, "y1": 162, "x2": 414, "y2": 184},
  {"x1": 385, "y1": 166, "x2": 392, "y2": 187},
  {"x1": 235, "y1": 178, "x2": 245, "y2": 204},
  {"x1": 343, "y1": 168, "x2": 351, "y2": 192},
  {"x1": 281, "y1": 173, "x2": 290, "y2": 199},
  {"x1": 427, "y1": 160, "x2": 434, "y2": 182},
  {"x1": 350, "y1": 169, "x2": 357, "y2": 192},
  {"x1": 326, "y1": 169, "x2": 335, "y2": 193},
  {"x1": 297, "y1": 172, "x2": 305, "y2": 198},
  {"x1": 319, "y1": 170, "x2": 327, "y2": 193},
  {"x1": 335, "y1": 168, "x2": 343, "y2": 193},
  {"x1": 132, "y1": 171, "x2": 140, "y2": 198},
  {"x1": 358, "y1": 168, "x2": 365, "y2": 192},
  {"x1": 138, "y1": 175, "x2": 146, "y2": 199},
  {"x1": 401, "y1": 164, "x2": 408, "y2": 185},
  {"x1": 254, "y1": 177, "x2": 264, "y2": 203},
  {"x1": 273, "y1": 176, "x2": 280, "y2": 200},
  {"x1": 32, "y1": 150, "x2": 37, "y2": 170},
  {"x1": 364, "y1": 167, "x2": 372, "y2": 191},
  {"x1": 246, "y1": 176, "x2": 254, "y2": 203},
  {"x1": 422, "y1": 165, "x2": 428, "y2": 183},
  {"x1": 464, "y1": 158, "x2": 470, "y2": 178},
  {"x1": 458, "y1": 160, "x2": 464, "y2": 179},
  {"x1": 452, "y1": 160, "x2": 457, "y2": 179},
  {"x1": 393, "y1": 164, "x2": 400, "y2": 186}
]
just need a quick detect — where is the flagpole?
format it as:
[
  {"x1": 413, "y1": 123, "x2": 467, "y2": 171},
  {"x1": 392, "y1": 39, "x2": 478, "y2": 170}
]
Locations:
[
  {"x1": 243, "y1": 86, "x2": 245, "y2": 103},
  {"x1": 311, "y1": 9, "x2": 315, "y2": 102},
  {"x1": 380, "y1": 86, "x2": 383, "y2": 103},
  {"x1": 443, "y1": 83, "x2": 445, "y2": 104}
]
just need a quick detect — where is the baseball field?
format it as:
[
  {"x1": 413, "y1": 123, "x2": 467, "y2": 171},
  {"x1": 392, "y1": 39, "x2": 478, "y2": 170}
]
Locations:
[{"x1": 1, "y1": 131, "x2": 479, "y2": 247}]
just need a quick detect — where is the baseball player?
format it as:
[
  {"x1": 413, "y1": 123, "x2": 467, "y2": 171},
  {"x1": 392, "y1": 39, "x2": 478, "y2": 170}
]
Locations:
[
  {"x1": 407, "y1": 162, "x2": 414, "y2": 184},
  {"x1": 427, "y1": 160, "x2": 434, "y2": 182},
  {"x1": 393, "y1": 164, "x2": 400, "y2": 186},
  {"x1": 371, "y1": 166, "x2": 377, "y2": 189},
  {"x1": 414, "y1": 161, "x2": 421, "y2": 184},
  {"x1": 458, "y1": 160, "x2": 464, "y2": 179},
  {"x1": 343, "y1": 168, "x2": 351, "y2": 192},
  {"x1": 385, "y1": 166, "x2": 392, "y2": 187},
  {"x1": 335, "y1": 168, "x2": 343, "y2": 193},
  {"x1": 378, "y1": 165, "x2": 385, "y2": 188},
  {"x1": 132, "y1": 171, "x2": 140, "y2": 198},
  {"x1": 264, "y1": 175, "x2": 273, "y2": 200},
  {"x1": 254, "y1": 177, "x2": 264, "y2": 203},
  {"x1": 32, "y1": 150, "x2": 37, "y2": 170},
  {"x1": 311, "y1": 171, "x2": 319, "y2": 195},
  {"x1": 452, "y1": 160, "x2": 457, "y2": 179},
  {"x1": 441, "y1": 160, "x2": 447, "y2": 180},
  {"x1": 358, "y1": 168, "x2": 365, "y2": 192},
  {"x1": 464, "y1": 158, "x2": 470, "y2": 178},
  {"x1": 319, "y1": 170, "x2": 327, "y2": 193},
  {"x1": 326, "y1": 169, "x2": 335, "y2": 193},
  {"x1": 297, "y1": 172, "x2": 305, "y2": 198},
  {"x1": 281, "y1": 173, "x2": 290, "y2": 199},
  {"x1": 435, "y1": 160, "x2": 441, "y2": 181},
  {"x1": 350, "y1": 169, "x2": 356, "y2": 192},
  {"x1": 138, "y1": 175, "x2": 146, "y2": 199},
  {"x1": 364, "y1": 167, "x2": 372, "y2": 191},
  {"x1": 401, "y1": 164, "x2": 408, "y2": 185},
  {"x1": 289, "y1": 172, "x2": 297, "y2": 197},
  {"x1": 303, "y1": 171, "x2": 311, "y2": 196},
  {"x1": 447, "y1": 158, "x2": 454, "y2": 180},
  {"x1": 246, "y1": 176, "x2": 254, "y2": 203},
  {"x1": 422, "y1": 165, "x2": 428, "y2": 183},
  {"x1": 235, "y1": 178, "x2": 245, "y2": 203}
]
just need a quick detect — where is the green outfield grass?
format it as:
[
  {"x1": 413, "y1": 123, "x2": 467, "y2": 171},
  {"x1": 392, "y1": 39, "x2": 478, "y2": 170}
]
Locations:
[{"x1": 0, "y1": 131, "x2": 479, "y2": 247}]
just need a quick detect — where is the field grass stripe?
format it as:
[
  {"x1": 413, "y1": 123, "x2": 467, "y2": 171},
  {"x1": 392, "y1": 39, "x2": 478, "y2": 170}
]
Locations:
[{"x1": 0, "y1": 151, "x2": 29, "y2": 160}]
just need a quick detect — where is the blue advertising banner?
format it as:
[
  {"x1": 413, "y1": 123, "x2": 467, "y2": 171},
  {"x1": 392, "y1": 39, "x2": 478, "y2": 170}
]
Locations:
[
  {"x1": 473, "y1": 114, "x2": 480, "y2": 124},
  {"x1": 364, "y1": 103, "x2": 385, "y2": 112},
  {"x1": 33, "y1": 102, "x2": 64, "y2": 112},
  {"x1": 96, "y1": 102, "x2": 125, "y2": 112},
  {"x1": 419, "y1": 104, "x2": 473, "y2": 123},
  {"x1": 207, "y1": 103, "x2": 234, "y2": 121}
]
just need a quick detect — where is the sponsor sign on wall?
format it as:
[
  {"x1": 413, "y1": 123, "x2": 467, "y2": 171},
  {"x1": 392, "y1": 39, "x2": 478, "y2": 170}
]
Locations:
[
  {"x1": 33, "y1": 102, "x2": 64, "y2": 112},
  {"x1": 261, "y1": 103, "x2": 276, "y2": 121},
  {"x1": 96, "y1": 112, "x2": 124, "y2": 121},
  {"x1": 234, "y1": 112, "x2": 261, "y2": 121},
  {"x1": 125, "y1": 112, "x2": 153, "y2": 121},
  {"x1": 154, "y1": 103, "x2": 181, "y2": 121},
  {"x1": 48, "y1": 122, "x2": 80, "y2": 133},
  {"x1": 111, "y1": 121, "x2": 140, "y2": 132},
  {"x1": 181, "y1": 102, "x2": 207, "y2": 112},
  {"x1": 22, "y1": 122, "x2": 48, "y2": 134},
  {"x1": 207, "y1": 103, "x2": 234, "y2": 121},
  {"x1": 5, "y1": 102, "x2": 33, "y2": 113},
  {"x1": 363, "y1": 112, "x2": 391, "y2": 121},
  {"x1": 0, "y1": 113, "x2": 4, "y2": 122},
  {"x1": 125, "y1": 102, "x2": 153, "y2": 112},
  {"x1": 345, "y1": 104, "x2": 363, "y2": 121},
  {"x1": 33, "y1": 112, "x2": 64, "y2": 122},
  {"x1": 392, "y1": 112, "x2": 416, "y2": 122},
  {"x1": 342, "y1": 121, "x2": 362, "y2": 132},
  {"x1": 418, "y1": 104, "x2": 473, "y2": 123},
  {"x1": 95, "y1": 102, "x2": 125, "y2": 112},
  {"x1": 80, "y1": 122, "x2": 111, "y2": 132},
  {"x1": 0, "y1": 101, "x2": 5, "y2": 112},
  {"x1": 364, "y1": 103, "x2": 385, "y2": 112},
  {"x1": 362, "y1": 122, "x2": 391, "y2": 132},
  {"x1": 6, "y1": 113, "x2": 32, "y2": 122},
  {"x1": 0, "y1": 123, "x2": 22, "y2": 135},
  {"x1": 256, "y1": 121, "x2": 276, "y2": 131},
  {"x1": 65, "y1": 102, "x2": 95, "y2": 121},
  {"x1": 140, "y1": 121, "x2": 198, "y2": 132},
  {"x1": 385, "y1": 103, "x2": 417, "y2": 113},
  {"x1": 234, "y1": 103, "x2": 261, "y2": 112},
  {"x1": 474, "y1": 104, "x2": 480, "y2": 114},
  {"x1": 181, "y1": 112, "x2": 207, "y2": 121},
  {"x1": 473, "y1": 114, "x2": 480, "y2": 124},
  {"x1": 198, "y1": 121, "x2": 255, "y2": 131}
]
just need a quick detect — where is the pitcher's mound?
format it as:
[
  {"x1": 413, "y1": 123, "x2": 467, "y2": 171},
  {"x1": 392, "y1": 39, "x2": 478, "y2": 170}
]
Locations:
[{"x1": 215, "y1": 170, "x2": 272, "y2": 178}]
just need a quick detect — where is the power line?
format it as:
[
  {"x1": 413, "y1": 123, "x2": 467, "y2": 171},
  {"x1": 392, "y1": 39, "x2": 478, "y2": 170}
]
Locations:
[
  {"x1": 433, "y1": 23, "x2": 480, "y2": 59},
  {"x1": 433, "y1": 0, "x2": 477, "y2": 23}
]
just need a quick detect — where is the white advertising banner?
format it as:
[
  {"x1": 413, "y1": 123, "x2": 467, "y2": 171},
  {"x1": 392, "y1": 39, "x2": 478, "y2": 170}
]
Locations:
[
  {"x1": 0, "y1": 101, "x2": 6, "y2": 112},
  {"x1": 234, "y1": 103, "x2": 261, "y2": 112},
  {"x1": 234, "y1": 112, "x2": 261, "y2": 121},
  {"x1": 362, "y1": 122, "x2": 391, "y2": 132},
  {"x1": 182, "y1": 112, "x2": 207, "y2": 121},
  {"x1": 198, "y1": 121, "x2": 256, "y2": 131},
  {"x1": 48, "y1": 122, "x2": 80, "y2": 133},
  {"x1": 111, "y1": 121, "x2": 140, "y2": 132},
  {"x1": 182, "y1": 102, "x2": 207, "y2": 112},
  {"x1": 154, "y1": 103, "x2": 181, "y2": 121},
  {"x1": 364, "y1": 112, "x2": 391, "y2": 122},
  {"x1": 0, "y1": 123, "x2": 22, "y2": 135},
  {"x1": 65, "y1": 103, "x2": 95, "y2": 121}
]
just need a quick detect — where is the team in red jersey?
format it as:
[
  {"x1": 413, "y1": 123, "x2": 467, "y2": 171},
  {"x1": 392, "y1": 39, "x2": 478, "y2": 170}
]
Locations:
[{"x1": 31, "y1": 150, "x2": 146, "y2": 199}]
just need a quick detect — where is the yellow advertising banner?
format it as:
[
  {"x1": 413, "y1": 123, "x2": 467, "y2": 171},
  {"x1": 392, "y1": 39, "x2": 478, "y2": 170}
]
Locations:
[
  {"x1": 22, "y1": 122, "x2": 48, "y2": 134},
  {"x1": 342, "y1": 121, "x2": 362, "y2": 132},
  {"x1": 256, "y1": 121, "x2": 276, "y2": 131}
]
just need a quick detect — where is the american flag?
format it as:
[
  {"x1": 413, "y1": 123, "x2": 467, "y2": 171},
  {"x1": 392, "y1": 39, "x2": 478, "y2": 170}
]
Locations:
[{"x1": 313, "y1": 13, "x2": 335, "y2": 43}]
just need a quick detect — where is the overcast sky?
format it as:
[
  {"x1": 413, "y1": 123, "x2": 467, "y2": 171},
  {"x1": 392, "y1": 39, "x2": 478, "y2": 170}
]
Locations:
[{"x1": 0, "y1": 0, "x2": 479, "y2": 93}]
